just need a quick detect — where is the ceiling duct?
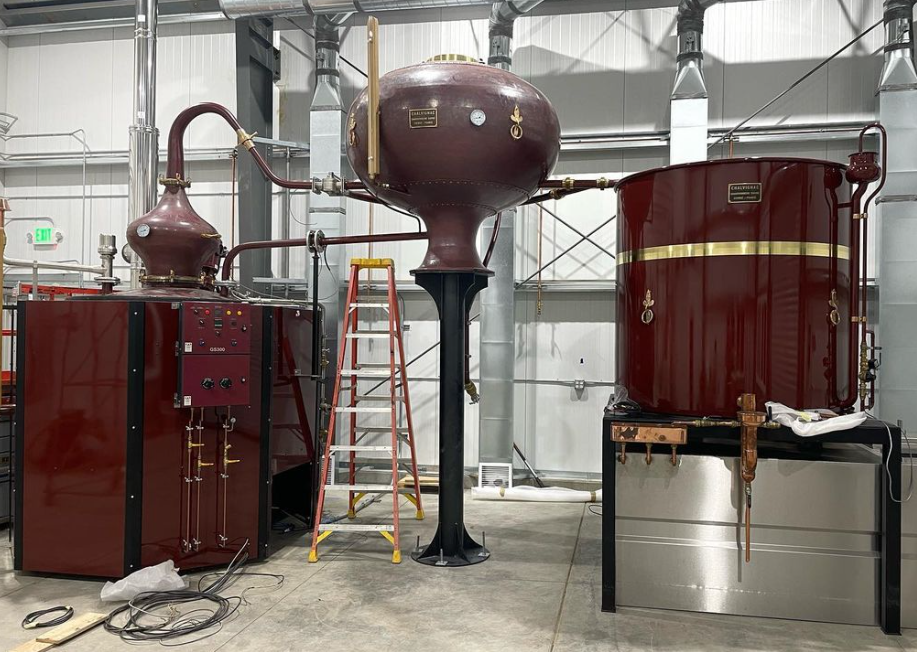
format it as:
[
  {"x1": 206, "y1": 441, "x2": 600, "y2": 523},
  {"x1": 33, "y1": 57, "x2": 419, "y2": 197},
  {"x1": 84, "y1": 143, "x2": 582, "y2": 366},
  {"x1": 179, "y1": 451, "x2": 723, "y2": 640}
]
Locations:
[
  {"x1": 879, "y1": 0, "x2": 917, "y2": 91},
  {"x1": 672, "y1": 0, "x2": 720, "y2": 99}
]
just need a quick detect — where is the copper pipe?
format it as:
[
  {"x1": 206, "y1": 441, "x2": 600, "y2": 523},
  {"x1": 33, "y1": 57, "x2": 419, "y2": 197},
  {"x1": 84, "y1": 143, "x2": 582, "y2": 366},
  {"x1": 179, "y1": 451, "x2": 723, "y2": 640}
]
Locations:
[
  {"x1": 167, "y1": 103, "x2": 309, "y2": 189},
  {"x1": 538, "y1": 178, "x2": 616, "y2": 190},
  {"x1": 221, "y1": 232, "x2": 428, "y2": 282},
  {"x1": 229, "y1": 149, "x2": 237, "y2": 249},
  {"x1": 482, "y1": 212, "x2": 502, "y2": 268},
  {"x1": 366, "y1": 16, "x2": 381, "y2": 180}
]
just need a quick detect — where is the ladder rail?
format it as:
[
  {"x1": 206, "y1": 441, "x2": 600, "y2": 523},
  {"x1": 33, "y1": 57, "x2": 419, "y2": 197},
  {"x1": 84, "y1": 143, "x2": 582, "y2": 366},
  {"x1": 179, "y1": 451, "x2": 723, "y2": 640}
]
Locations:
[
  {"x1": 386, "y1": 264, "x2": 402, "y2": 564},
  {"x1": 390, "y1": 265, "x2": 425, "y2": 519},
  {"x1": 309, "y1": 264, "x2": 361, "y2": 561}
]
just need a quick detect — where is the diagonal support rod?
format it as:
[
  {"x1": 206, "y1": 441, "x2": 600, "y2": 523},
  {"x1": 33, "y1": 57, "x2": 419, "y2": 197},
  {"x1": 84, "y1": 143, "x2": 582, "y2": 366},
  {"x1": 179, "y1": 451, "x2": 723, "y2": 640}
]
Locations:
[
  {"x1": 515, "y1": 215, "x2": 616, "y2": 289},
  {"x1": 539, "y1": 204, "x2": 615, "y2": 259}
]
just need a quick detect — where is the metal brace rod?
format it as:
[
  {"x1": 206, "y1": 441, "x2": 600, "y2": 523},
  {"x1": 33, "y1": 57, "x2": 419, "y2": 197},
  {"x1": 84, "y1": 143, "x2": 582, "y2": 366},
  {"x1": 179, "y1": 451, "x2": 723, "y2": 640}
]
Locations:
[
  {"x1": 539, "y1": 204, "x2": 615, "y2": 259},
  {"x1": 515, "y1": 215, "x2": 616, "y2": 289}
]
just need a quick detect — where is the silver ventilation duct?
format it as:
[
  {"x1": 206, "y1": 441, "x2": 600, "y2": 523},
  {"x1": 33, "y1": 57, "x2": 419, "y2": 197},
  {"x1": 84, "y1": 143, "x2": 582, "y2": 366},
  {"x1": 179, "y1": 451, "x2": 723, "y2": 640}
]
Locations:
[
  {"x1": 876, "y1": 0, "x2": 917, "y2": 435},
  {"x1": 672, "y1": 0, "x2": 720, "y2": 100},
  {"x1": 669, "y1": 0, "x2": 719, "y2": 164},
  {"x1": 127, "y1": 0, "x2": 159, "y2": 288},
  {"x1": 478, "y1": 0, "x2": 543, "y2": 476},
  {"x1": 879, "y1": 0, "x2": 917, "y2": 91}
]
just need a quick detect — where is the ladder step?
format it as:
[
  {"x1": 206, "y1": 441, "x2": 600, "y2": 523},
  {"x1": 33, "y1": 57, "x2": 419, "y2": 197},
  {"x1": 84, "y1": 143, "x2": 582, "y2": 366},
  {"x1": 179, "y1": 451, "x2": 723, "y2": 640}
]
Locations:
[
  {"x1": 335, "y1": 406, "x2": 392, "y2": 413},
  {"x1": 359, "y1": 426, "x2": 409, "y2": 433},
  {"x1": 356, "y1": 394, "x2": 404, "y2": 402},
  {"x1": 349, "y1": 302, "x2": 389, "y2": 309},
  {"x1": 330, "y1": 445, "x2": 394, "y2": 452},
  {"x1": 346, "y1": 331, "x2": 391, "y2": 339},
  {"x1": 324, "y1": 484, "x2": 415, "y2": 493},
  {"x1": 340, "y1": 368, "x2": 398, "y2": 377},
  {"x1": 318, "y1": 523, "x2": 395, "y2": 532}
]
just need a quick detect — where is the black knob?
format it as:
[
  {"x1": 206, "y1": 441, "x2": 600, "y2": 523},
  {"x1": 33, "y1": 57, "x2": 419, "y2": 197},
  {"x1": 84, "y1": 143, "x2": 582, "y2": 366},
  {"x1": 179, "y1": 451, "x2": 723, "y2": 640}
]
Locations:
[
  {"x1": 198, "y1": 319, "x2": 205, "y2": 326},
  {"x1": 219, "y1": 377, "x2": 233, "y2": 389},
  {"x1": 240, "y1": 325, "x2": 247, "y2": 332},
  {"x1": 201, "y1": 377, "x2": 215, "y2": 390},
  {"x1": 198, "y1": 339, "x2": 205, "y2": 347},
  {"x1": 231, "y1": 339, "x2": 238, "y2": 347}
]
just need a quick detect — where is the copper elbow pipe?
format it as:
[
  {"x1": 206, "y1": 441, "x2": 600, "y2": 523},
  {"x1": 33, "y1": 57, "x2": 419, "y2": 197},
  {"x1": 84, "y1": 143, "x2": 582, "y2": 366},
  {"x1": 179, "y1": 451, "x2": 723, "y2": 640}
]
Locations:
[{"x1": 220, "y1": 231, "x2": 428, "y2": 282}]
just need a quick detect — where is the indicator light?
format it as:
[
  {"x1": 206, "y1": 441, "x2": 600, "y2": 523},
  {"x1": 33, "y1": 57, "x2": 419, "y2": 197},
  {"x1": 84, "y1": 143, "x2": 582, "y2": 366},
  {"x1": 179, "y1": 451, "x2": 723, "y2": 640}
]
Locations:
[
  {"x1": 204, "y1": 309, "x2": 210, "y2": 315},
  {"x1": 237, "y1": 311, "x2": 242, "y2": 316}
]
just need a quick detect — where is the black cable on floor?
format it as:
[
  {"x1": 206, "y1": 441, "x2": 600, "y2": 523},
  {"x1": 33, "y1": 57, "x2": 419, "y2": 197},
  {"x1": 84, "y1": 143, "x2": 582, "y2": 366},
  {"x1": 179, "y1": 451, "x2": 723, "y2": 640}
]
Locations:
[
  {"x1": 103, "y1": 539, "x2": 285, "y2": 646},
  {"x1": 22, "y1": 605, "x2": 74, "y2": 629}
]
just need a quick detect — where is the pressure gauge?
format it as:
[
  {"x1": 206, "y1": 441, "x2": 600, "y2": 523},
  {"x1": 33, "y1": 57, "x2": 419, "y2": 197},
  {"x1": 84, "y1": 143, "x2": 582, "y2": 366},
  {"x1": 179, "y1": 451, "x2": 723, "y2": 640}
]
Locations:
[
  {"x1": 469, "y1": 109, "x2": 486, "y2": 126},
  {"x1": 137, "y1": 224, "x2": 151, "y2": 238}
]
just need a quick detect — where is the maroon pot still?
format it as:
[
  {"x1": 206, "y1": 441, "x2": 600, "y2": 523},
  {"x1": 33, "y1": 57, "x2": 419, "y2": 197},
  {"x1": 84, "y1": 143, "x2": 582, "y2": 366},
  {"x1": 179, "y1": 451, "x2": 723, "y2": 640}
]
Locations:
[
  {"x1": 346, "y1": 59, "x2": 561, "y2": 274},
  {"x1": 126, "y1": 186, "x2": 221, "y2": 287}
]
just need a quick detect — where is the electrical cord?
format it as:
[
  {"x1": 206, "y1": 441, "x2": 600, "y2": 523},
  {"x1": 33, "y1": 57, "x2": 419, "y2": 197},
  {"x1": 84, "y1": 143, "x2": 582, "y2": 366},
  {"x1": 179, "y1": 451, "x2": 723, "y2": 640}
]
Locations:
[
  {"x1": 867, "y1": 412, "x2": 914, "y2": 504},
  {"x1": 587, "y1": 505, "x2": 602, "y2": 517},
  {"x1": 22, "y1": 605, "x2": 74, "y2": 629},
  {"x1": 103, "y1": 539, "x2": 284, "y2": 646}
]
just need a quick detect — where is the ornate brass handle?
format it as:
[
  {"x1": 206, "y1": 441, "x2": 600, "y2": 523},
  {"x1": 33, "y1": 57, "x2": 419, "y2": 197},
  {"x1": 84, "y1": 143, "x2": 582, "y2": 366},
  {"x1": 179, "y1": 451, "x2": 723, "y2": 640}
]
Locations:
[
  {"x1": 828, "y1": 289, "x2": 840, "y2": 326},
  {"x1": 641, "y1": 289, "x2": 655, "y2": 325}
]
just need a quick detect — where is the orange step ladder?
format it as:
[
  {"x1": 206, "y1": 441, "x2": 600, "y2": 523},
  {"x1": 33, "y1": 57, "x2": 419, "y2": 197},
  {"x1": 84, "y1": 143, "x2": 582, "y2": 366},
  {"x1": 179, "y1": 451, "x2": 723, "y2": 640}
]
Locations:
[{"x1": 309, "y1": 258, "x2": 423, "y2": 564}]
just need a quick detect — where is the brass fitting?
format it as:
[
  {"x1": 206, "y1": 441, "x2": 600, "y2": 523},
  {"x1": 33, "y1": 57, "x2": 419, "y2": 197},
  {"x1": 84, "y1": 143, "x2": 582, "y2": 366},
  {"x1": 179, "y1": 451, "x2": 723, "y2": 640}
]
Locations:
[
  {"x1": 562, "y1": 177, "x2": 575, "y2": 190},
  {"x1": 464, "y1": 380, "x2": 480, "y2": 404},
  {"x1": 858, "y1": 340, "x2": 870, "y2": 404},
  {"x1": 236, "y1": 128, "x2": 257, "y2": 151},
  {"x1": 158, "y1": 174, "x2": 191, "y2": 188}
]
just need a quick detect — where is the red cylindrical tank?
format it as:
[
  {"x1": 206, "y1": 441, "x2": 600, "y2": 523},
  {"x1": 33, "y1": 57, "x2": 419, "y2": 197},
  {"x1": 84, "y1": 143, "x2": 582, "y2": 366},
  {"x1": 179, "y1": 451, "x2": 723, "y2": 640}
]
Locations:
[
  {"x1": 346, "y1": 59, "x2": 561, "y2": 273},
  {"x1": 616, "y1": 158, "x2": 857, "y2": 417}
]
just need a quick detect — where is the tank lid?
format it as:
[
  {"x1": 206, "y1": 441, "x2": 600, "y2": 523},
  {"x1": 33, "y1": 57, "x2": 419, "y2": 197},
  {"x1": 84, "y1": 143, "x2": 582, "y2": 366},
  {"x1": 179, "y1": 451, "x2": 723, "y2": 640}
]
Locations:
[{"x1": 426, "y1": 53, "x2": 483, "y2": 64}]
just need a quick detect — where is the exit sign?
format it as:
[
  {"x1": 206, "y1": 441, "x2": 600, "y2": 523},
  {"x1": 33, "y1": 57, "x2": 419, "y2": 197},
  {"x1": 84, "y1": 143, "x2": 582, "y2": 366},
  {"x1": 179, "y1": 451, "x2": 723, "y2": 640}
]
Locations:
[{"x1": 34, "y1": 227, "x2": 54, "y2": 244}]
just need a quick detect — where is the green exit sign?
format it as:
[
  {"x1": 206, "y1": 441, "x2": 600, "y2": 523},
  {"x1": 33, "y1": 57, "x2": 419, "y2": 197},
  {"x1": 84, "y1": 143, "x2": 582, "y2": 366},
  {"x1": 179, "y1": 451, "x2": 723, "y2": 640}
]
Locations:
[{"x1": 34, "y1": 227, "x2": 54, "y2": 244}]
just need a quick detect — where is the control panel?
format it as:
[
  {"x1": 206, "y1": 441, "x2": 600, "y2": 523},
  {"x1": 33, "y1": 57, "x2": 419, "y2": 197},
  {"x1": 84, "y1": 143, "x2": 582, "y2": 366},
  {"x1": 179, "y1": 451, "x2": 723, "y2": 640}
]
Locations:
[{"x1": 178, "y1": 302, "x2": 252, "y2": 408}]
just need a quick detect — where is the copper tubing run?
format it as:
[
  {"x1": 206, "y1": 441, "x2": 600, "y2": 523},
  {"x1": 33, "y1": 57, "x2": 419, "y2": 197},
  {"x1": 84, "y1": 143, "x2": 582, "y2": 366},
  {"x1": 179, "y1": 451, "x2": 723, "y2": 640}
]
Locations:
[
  {"x1": 165, "y1": 102, "x2": 377, "y2": 201},
  {"x1": 220, "y1": 231, "x2": 428, "y2": 282},
  {"x1": 849, "y1": 123, "x2": 887, "y2": 407}
]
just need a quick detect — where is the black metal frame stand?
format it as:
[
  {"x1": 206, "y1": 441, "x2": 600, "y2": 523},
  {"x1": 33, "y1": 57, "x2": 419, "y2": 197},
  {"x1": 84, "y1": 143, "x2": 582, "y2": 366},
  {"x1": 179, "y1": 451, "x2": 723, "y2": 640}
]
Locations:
[
  {"x1": 601, "y1": 413, "x2": 902, "y2": 635},
  {"x1": 412, "y1": 271, "x2": 490, "y2": 567}
]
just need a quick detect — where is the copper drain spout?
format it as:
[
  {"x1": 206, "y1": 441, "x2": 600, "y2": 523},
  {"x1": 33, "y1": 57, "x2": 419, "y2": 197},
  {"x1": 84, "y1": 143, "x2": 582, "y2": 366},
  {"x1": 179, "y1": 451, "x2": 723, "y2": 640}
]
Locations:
[{"x1": 737, "y1": 393, "x2": 765, "y2": 563}]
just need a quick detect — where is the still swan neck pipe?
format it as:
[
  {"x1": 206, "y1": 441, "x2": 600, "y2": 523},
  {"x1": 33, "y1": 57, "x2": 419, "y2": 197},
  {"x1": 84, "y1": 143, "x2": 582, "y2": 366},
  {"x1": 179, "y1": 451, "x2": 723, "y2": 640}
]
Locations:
[{"x1": 165, "y1": 103, "x2": 313, "y2": 190}]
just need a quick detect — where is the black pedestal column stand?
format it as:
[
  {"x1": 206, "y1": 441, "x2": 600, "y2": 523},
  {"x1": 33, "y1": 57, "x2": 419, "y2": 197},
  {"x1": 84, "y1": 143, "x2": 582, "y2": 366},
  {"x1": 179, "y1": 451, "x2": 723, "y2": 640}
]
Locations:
[{"x1": 411, "y1": 270, "x2": 491, "y2": 566}]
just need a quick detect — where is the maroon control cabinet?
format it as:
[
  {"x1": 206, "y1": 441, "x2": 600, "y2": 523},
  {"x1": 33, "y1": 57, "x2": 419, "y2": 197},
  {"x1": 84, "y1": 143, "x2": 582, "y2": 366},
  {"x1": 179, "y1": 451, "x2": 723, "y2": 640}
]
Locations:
[{"x1": 14, "y1": 298, "x2": 321, "y2": 578}]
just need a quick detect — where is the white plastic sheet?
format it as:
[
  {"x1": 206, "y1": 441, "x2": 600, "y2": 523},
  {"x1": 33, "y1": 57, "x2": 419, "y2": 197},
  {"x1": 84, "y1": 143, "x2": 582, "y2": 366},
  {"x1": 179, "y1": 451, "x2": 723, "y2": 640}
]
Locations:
[{"x1": 100, "y1": 560, "x2": 187, "y2": 602}]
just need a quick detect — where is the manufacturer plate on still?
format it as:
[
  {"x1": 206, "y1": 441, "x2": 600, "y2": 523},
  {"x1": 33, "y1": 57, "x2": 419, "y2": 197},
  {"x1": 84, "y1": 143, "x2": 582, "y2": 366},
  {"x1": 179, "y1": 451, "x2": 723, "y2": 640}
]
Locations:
[{"x1": 409, "y1": 108, "x2": 438, "y2": 128}]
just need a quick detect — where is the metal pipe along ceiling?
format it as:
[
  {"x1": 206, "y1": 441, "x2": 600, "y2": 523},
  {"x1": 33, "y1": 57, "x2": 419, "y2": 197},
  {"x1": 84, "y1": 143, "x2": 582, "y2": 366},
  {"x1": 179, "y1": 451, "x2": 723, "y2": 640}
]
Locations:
[{"x1": 219, "y1": 0, "x2": 496, "y2": 19}]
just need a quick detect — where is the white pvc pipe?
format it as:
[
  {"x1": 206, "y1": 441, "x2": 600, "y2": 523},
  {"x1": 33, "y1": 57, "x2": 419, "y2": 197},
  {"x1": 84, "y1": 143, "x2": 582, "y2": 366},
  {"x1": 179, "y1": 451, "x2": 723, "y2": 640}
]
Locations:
[{"x1": 471, "y1": 485, "x2": 601, "y2": 503}]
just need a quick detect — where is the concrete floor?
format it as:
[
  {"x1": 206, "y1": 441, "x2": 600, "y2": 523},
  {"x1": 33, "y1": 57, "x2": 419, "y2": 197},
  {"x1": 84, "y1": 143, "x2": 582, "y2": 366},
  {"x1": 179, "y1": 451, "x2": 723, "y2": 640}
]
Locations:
[{"x1": 0, "y1": 494, "x2": 913, "y2": 652}]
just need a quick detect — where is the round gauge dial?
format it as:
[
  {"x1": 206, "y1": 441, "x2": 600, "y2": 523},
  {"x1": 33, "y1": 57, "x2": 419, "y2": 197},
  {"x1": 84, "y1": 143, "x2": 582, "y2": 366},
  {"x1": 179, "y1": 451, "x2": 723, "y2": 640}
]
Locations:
[
  {"x1": 137, "y1": 224, "x2": 151, "y2": 238},
  {"x1": 469, "y1": 109, "x2": 486, "y2": 126}
]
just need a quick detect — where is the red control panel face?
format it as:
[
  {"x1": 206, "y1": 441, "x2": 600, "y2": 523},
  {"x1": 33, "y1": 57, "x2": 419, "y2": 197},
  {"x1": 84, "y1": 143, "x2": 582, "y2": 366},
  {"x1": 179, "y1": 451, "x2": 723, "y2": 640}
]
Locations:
[
  {"x1": 178, "y1": 302, "x2": 253, "y2": 408},
  {"x1": 180, "y1": 355, "x2": 250, "y2": 408},
  {"x1": 181, "y1": 303, "x2": 251, "y2": 355}
]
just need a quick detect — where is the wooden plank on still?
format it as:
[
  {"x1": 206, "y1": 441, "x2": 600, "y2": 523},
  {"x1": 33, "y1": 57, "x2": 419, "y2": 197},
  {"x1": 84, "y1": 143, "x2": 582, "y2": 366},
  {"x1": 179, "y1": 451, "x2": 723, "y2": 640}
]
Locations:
[
  {"x1": 9, "y1": 639, "x2": 54, "y2": 652},
  {"x1": 35, "y1": 612, "x2": 107, "y2": 645}
]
